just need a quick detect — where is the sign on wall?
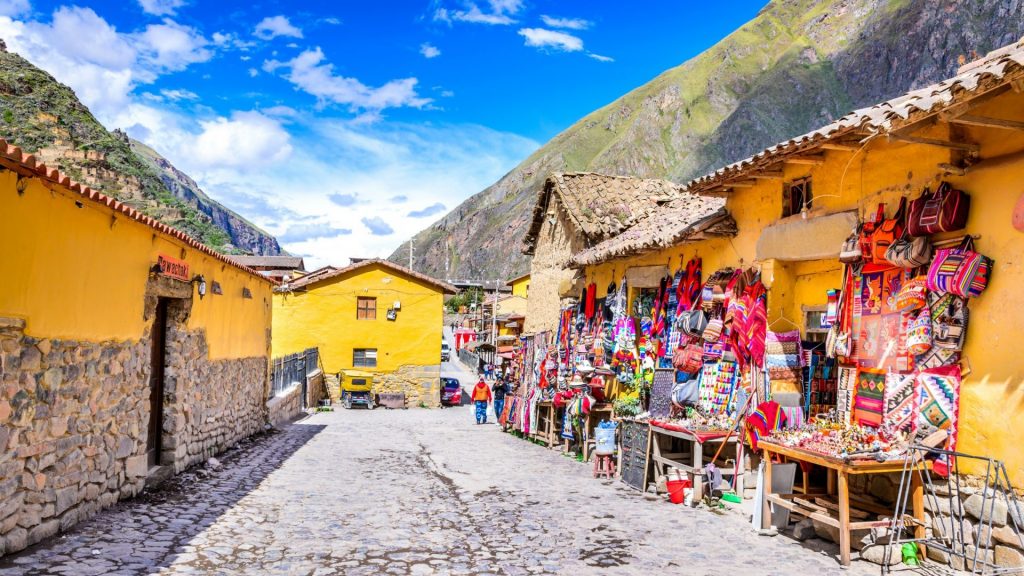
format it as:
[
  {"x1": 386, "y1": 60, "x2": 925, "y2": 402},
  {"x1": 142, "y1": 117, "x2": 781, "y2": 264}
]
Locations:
[{"x1": 156, "y1": 254, "x2": 190, "y2": 282}]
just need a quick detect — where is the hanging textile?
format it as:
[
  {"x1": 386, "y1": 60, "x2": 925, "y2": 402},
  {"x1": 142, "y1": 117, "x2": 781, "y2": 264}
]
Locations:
[
  {"x1": 764, "y1": 330, "x2": 804, "y2": 383},
  {"x1": 585, "y1": 282, "x2": 597, "y2": 320},
  {"x1": 745, "y1": 401, "x2": 786, "y2": 451},
  {"x1": 836, "y1": 366, "x2": 857, "y2": 422},
  {"x1": 857, "y1": 266, "x2": 911, "y2": 371},
  {"x1": 697, "y1": 359, "x2": 739, "y2": 414},
  {"x1": 884, "y1": 372, "x2": 917, "y2": 432},
  {"x1": 853, "y1": 368, "x2": 886, "y2": 428},
  {"x1": 677, "y1": 257, "x2": 702, "y2": 314}
]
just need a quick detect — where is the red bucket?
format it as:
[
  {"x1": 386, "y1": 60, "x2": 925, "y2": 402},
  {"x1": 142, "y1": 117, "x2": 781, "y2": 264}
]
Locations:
[{"x1": 666, "y1": 478, "x2": 691, "y2": 504}]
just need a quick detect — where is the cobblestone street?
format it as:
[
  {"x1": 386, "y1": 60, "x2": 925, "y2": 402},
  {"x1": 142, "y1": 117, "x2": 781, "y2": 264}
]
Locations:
[{"x1": 0, "y1": 406, "x2": 876, "y2": 576}]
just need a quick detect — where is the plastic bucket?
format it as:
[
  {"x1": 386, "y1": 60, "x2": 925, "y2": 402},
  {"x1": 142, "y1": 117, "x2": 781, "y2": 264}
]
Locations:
[
  {"x1": 594, "y1": 427, "x2": 616, "y2": 454},
  {"x1": 666, "y1": 478, "x2": 691, "y2": 504}
]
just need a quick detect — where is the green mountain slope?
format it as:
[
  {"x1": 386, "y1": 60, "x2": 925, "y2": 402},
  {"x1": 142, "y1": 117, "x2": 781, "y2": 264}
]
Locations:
[
  {"x1": 0, "y1": 45, "x2": 282, "y2": 256},
  {"x1": 391, "y1": 0, "x2": 1024, "y2": 282}
]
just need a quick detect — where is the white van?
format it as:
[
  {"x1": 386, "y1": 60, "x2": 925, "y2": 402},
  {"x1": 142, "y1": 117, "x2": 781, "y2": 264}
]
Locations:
[{"x1": 441, "y1": 341, "x2": 451, "y2": 362}]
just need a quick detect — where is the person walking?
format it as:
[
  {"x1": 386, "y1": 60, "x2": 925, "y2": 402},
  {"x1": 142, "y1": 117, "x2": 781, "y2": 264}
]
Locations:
[
  {"x1": 470, "y1": 378, "x2": 492, "y2": 424},
  {"x1": 491, "y1": 377, "x2": 509, "y2": 426}
]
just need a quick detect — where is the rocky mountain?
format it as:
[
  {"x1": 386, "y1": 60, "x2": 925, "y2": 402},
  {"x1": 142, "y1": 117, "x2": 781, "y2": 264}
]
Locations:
[
  {"x1": 0, "y1": 45, "x2": 281, "y2": 256},
  {"x1": 391, "y1": 0, "x2": 1024, "y2": 282}
]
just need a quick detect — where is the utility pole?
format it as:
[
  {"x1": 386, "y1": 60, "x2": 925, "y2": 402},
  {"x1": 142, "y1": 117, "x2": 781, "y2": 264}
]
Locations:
[{"x1": 491, "y1": 280, "x2": 498, "y2": 346}]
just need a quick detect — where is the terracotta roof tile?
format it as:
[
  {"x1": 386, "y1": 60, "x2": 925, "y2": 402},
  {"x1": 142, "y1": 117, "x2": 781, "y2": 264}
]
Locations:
[
  {"x1": 0, "y1": 138, "x2": 274, "y2": 284},
  {"x1": 281, "y1": 258, "x2": 458, "y2": 294}
]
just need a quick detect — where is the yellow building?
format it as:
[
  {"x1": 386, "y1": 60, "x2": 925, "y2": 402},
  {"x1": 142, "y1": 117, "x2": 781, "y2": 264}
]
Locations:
[
  {"x1": 507, "y1": 273, "x2": 531, "y2": 298},
  {"x1": 0, "y1": 139, "x2": 275, "y2": 555},
  {"x1": 273, "y1": 259, "x2": 456, "y2": 407},
  {"x1": 570, "y1": 41, "x2": 1024, "y2": 481}
]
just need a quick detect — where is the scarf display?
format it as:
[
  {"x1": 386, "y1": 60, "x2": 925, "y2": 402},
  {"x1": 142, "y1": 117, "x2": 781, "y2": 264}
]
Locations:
[{"x1": 764, "y1": 330, "x2": 804, "y2": 382}]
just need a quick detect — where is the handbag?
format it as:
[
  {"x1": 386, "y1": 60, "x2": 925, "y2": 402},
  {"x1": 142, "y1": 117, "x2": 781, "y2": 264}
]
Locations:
[
  {"x1": 672, "y1": 343, "x2": 704, "y2": 374},
  {"x1": 870, "y1": 197, "x2": 907, "y2": 264},
  {"x1": 671, "y1": 377, "x2": 700, "y2": 406},
  {"x1": 926, "y1": 237, "x2": 992, "y2": 298},
  {"x1": 702, "y1": 318, "x2": 723, "y2": 342},
  {"x1": 839, "y1": 227, "x2": 863, "y2": 263},
  {"x1": 908, "y1": 182, "x2": 970, "y2": 236},
  {"x1": 677, "y1": 309, "x2": 708, "y2": 338},
  {"x1": 895, "y1": 276, "x2": 928, "y2": 312},
  {"x1": 906, "y1": 307, "x2": 932, "y2": 355},
  {"x1": 859, "y1": 203, "x2": 884, "y2": 260},
  {"x1": 886, "y1": 230, "x2": 931, "y2": 269},
  {"x1": 930, "y1": 292, "x2": 968, "y2": 351}
]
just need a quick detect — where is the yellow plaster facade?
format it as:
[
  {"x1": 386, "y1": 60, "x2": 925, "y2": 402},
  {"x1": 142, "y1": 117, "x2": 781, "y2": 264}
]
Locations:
[
  {"x1": 508, "y1": 274, "x2": 531, "y2": 298},
  {"x1": 578, "y1": 91, "x2": 1024, "y2": 479},
  {"x1": 0, "y1": 170, "x2": 274, "y2": 360},
  {"x1": 273, "y1": 262, "x2": 445, "y2": 375}
]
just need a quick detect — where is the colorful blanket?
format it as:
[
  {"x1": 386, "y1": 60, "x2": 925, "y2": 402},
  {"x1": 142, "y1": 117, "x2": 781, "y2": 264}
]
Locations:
[
  {"x1": 884, "y1": 372, "x2": 917, "y2": 432},
  {"x1": 853, "y1": 368, "x2": 886, "y2": 428},
  {"x1": 915, "y1": 365, "x2": 961, "y2": 449},
  {"x1": 836, "y1": 368, "x2": 856, "y2": 422}
]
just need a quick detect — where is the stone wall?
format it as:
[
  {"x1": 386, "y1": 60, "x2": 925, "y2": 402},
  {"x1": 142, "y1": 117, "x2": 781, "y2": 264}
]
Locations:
[
  {"x1": 267, "y1": 384, "x2": 303, "y2": 428},
  {"x1": 305, "y1": 370, "x2": 327, "y2": 409},
  {"x1": 0, "y1": 315, "x2": 268, "y2": 556},
  {"x1": 524, "y1": 196, "x2": 585, "y2": 335},
  {"x1": 373, "y1": 364, "x2": 441, "y2": 408}
]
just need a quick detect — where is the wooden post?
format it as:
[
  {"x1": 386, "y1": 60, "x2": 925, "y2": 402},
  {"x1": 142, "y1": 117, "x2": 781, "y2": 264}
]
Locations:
[
  {"x1": 911, "y1": 470, "x2": 927, "y2": 557},
  {"x1": 838, "y1": 471, "x2": 851, "y2": 566},
  {"x1": 693, "y1": 439, "x2": 704, "y2": 504}
]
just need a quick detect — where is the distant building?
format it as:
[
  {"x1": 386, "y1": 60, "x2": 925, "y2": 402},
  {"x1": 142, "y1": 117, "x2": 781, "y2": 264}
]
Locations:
[
  {"x1": 273, "y1": 259, "x2": 457, "y2": 407},
  {"x1": 506, "y1": 272, "x2": 530, "y2": 298},
  {"x1": 229, "y1": 255, "x2": 306, "y2": 281}
]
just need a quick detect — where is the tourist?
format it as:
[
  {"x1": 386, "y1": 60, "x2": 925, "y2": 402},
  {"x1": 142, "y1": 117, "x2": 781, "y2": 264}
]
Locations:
[
  {"x1": 470, "y1": 378, "x2": 492, "y2": 424},
  {"x1": 491, "y1": 377, "x2": 509, "y2": 426}
]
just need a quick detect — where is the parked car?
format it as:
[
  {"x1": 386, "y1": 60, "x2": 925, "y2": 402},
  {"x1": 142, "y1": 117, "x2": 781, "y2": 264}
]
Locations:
[
  {"x1": 440, "y1": 377, "x2": 462, "y2": 406},
  {"x1": 441, "y1": 341, "x2": 451, "y2": 362}
]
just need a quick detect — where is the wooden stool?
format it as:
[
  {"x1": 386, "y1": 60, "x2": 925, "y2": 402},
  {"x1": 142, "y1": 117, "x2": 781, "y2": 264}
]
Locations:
[{"x1": 592, "y1": 452, "x2": 616, "y2": 479}]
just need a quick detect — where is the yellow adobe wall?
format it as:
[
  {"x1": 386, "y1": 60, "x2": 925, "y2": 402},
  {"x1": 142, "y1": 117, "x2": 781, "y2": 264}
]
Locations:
[
  {"x1": 510, "y1": 275, "x2": 530, "y2": 298},
  {"x1": 0, "y1": 171, "x2": 273, "y2": 360},
  {"x1": 579, "y1": 99, "x2": 1024, "y2": 478},
  {"x1": 497, "y1": 295, "x2": 528, "y2": 317},
  {"x1": 273, "y1": 263, "x2": 444, "y2": 374}
]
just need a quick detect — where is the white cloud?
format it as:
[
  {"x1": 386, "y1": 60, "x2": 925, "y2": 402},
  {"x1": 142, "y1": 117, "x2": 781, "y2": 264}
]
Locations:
[
  {"x1": 264, "y1": 48, "x2": 431, "y2": 111},
  {"x1": 0, "y1": 0, "x2": 30, "y2": 17},
  {"x1": 540, "y1": 15, "x2": 591, "y2": 30},
  {"x1": 160, "y1": 88, "x2": 198, "y2": 101},
  {"x1": 435, "y1": 0, "x2": 523, "y2": 25},
  {"x1": 518, "y1": 28, "x2": 583, "y2": 52},
  {"x1": 420, "y1": 43, "x2": 441, "y2": 59},
  {"x1": 193, "y1": 111, "x2": 293, "y2": 169},
  {"x1": 138, "y1": 0, "x2": 186, "y2": 17},
  {"x1": 254, "y1": 15, "x2": 303, "y2": 40},
  {"x1": 589, "y1": 53, "x2": 614, "y2": 63},
  {"x1": 134, "y1": 20, "x2": 212, "y2": 74},
  {"x1": 248, "y1": 67, "x2": 258, "y2": 77}
]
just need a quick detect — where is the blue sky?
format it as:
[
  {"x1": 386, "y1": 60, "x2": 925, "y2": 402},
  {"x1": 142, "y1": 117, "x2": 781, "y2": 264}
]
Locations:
[{"x1": 0, "y1": 0, "x2": 767, "y2": 268}]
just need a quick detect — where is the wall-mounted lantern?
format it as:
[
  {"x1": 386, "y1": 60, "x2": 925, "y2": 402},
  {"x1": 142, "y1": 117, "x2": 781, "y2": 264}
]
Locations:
[{"x1": 192, "y1": 275, "x2": 207, "y2": 299}]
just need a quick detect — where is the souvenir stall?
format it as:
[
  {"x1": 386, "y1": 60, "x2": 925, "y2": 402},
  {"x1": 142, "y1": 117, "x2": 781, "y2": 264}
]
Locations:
[{"x1": 754, "y1": 182, "x2": 991, "y2": 566}]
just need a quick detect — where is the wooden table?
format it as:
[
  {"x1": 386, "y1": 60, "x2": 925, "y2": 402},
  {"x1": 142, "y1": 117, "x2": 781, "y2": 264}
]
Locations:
[
  {"x1": 529, "y1": 401, "x2": 559, "y2": 448},
  {"x1": 759, "y1": 441, "x2": 927, "y2": 566},
  {"x1": 648, "y1": 422, "x2": 745, "y2": 501}
]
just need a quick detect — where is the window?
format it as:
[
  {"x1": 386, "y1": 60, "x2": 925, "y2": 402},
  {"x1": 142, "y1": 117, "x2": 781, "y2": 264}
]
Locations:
[
  {"x1": 353, "y1": 349, "x2": 377, "y2": 368},
  {"x1": 357, "y1": 297, "x2": 377, "y2": 320},
  {"x1": 803, "y1": 305, "x2": 829, "y2": 344},
  {"x1": 783, "y1": 177, "x2": 812, "y2": 218}
]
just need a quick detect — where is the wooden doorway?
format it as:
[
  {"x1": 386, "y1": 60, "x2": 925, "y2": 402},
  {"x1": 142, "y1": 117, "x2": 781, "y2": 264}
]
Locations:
[{"x1": 148, "y1": 298, "x2": 169, "y2": 468}]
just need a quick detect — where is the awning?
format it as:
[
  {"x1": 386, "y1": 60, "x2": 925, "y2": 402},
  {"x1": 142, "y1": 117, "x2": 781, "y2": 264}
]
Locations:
[{"x1": 498, "y1": 352, "x2": 516, "y2": 359}]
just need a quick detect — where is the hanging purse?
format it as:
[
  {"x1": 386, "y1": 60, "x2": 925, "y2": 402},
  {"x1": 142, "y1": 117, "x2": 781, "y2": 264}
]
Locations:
[
  {"x1": 870, "y1": 197, "x2": 907, "y2": 264},
  {"x1": 906, "y1": 307, "x2": 932, "y2": 355},
  {"x1": 677, "y1": 309, "x2": 708, "y2": 338},
  {"x1": 895, "y1": 276, "x2": 928, "y2": 311},
  {"x1": 930, "y1": 292, "x2": 968, "y2": 351},
  {"x1": 885, "y1": 229, "x2": 931, "y2": 269},
  {"x1": 839, "y1": 227, "x2": 863, "y2": 263},
  {"x1": 672, "y1": 343, "x2": 704, "y2": 374},
  {"x1": 908, "y1": 182, "x2": 971, "y2": 236},
  {"x1": 926, "y1": 237, "x2": 992, "y2": 298},
  {"x1": 859, "y1": 204, "x2": 884, "y2": 261},
  {"x1": 702, "y1": 318, "x2": 724, "y2": 342}
]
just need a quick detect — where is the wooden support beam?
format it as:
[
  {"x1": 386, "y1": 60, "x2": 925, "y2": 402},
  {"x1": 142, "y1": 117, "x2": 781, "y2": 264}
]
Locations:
[
  {"x1": 819, "y1": 142, "x2": 861, "y2": 152},
  {"x1": 725, "y1": 180, "x2": 757, "y2": 188},
  {"x1": 928, "y1": 82, "x2": 1012, "y2": 126},
  {"x1": 938, "y1": 163, "x2": 968, "y2": 176},
  {"x1": 751, "y1": 171, "x2": 784, "y2": 180},
  {"x1": 784, "y1": 155, "x2": 824, "y2": 165},
  {"x1": 942, "y1": 113, "x2": 1024, "y2": 132},
  {"x1": 1013, "y1": 78, "x2": 1024, "y2": 93},
  {"x1": 888, "y1": 133, "x2": 980, "y2": 154}
]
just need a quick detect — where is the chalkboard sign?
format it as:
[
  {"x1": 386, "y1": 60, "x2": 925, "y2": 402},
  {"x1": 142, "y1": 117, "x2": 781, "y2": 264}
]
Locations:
[
  {"x1": 619, "y1": 421, "x2": 650, "y2": 491},
  {"x1": 648, "y1": 368, "x2": 675, "y2": 418}
]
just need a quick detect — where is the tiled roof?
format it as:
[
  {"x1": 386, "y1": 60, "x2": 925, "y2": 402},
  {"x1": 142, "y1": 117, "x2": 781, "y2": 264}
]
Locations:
[
  {"x1": 0, "y1": 139, "x2": 273, "y2": 283},
  {"x1": 686, "y1": 36, "x2": 1024, "y2": 193},
  {"x1": 280, "y1": 258, "x2": 458, "y2": 294},
  {"x1": 522, "y1": 172, "x2": 684, "y2": 254},
  {"x1": 229, "y1": 255, "x2": 305, "y2": 270},
  {"x1": 570, "y1": 194, "x2": 736, "y2": 268}
]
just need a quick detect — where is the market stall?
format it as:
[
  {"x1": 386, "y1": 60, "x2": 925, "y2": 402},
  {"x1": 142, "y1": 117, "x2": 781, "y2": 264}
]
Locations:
[{"x1": 648, "y1": 418, "x2": 746, "y2": 502}]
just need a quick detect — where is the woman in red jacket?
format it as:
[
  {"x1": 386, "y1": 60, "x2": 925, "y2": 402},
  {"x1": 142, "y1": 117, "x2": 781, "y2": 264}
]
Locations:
[{"x1": 470, "y1": 378, "x2": 492, "y2": 424}]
